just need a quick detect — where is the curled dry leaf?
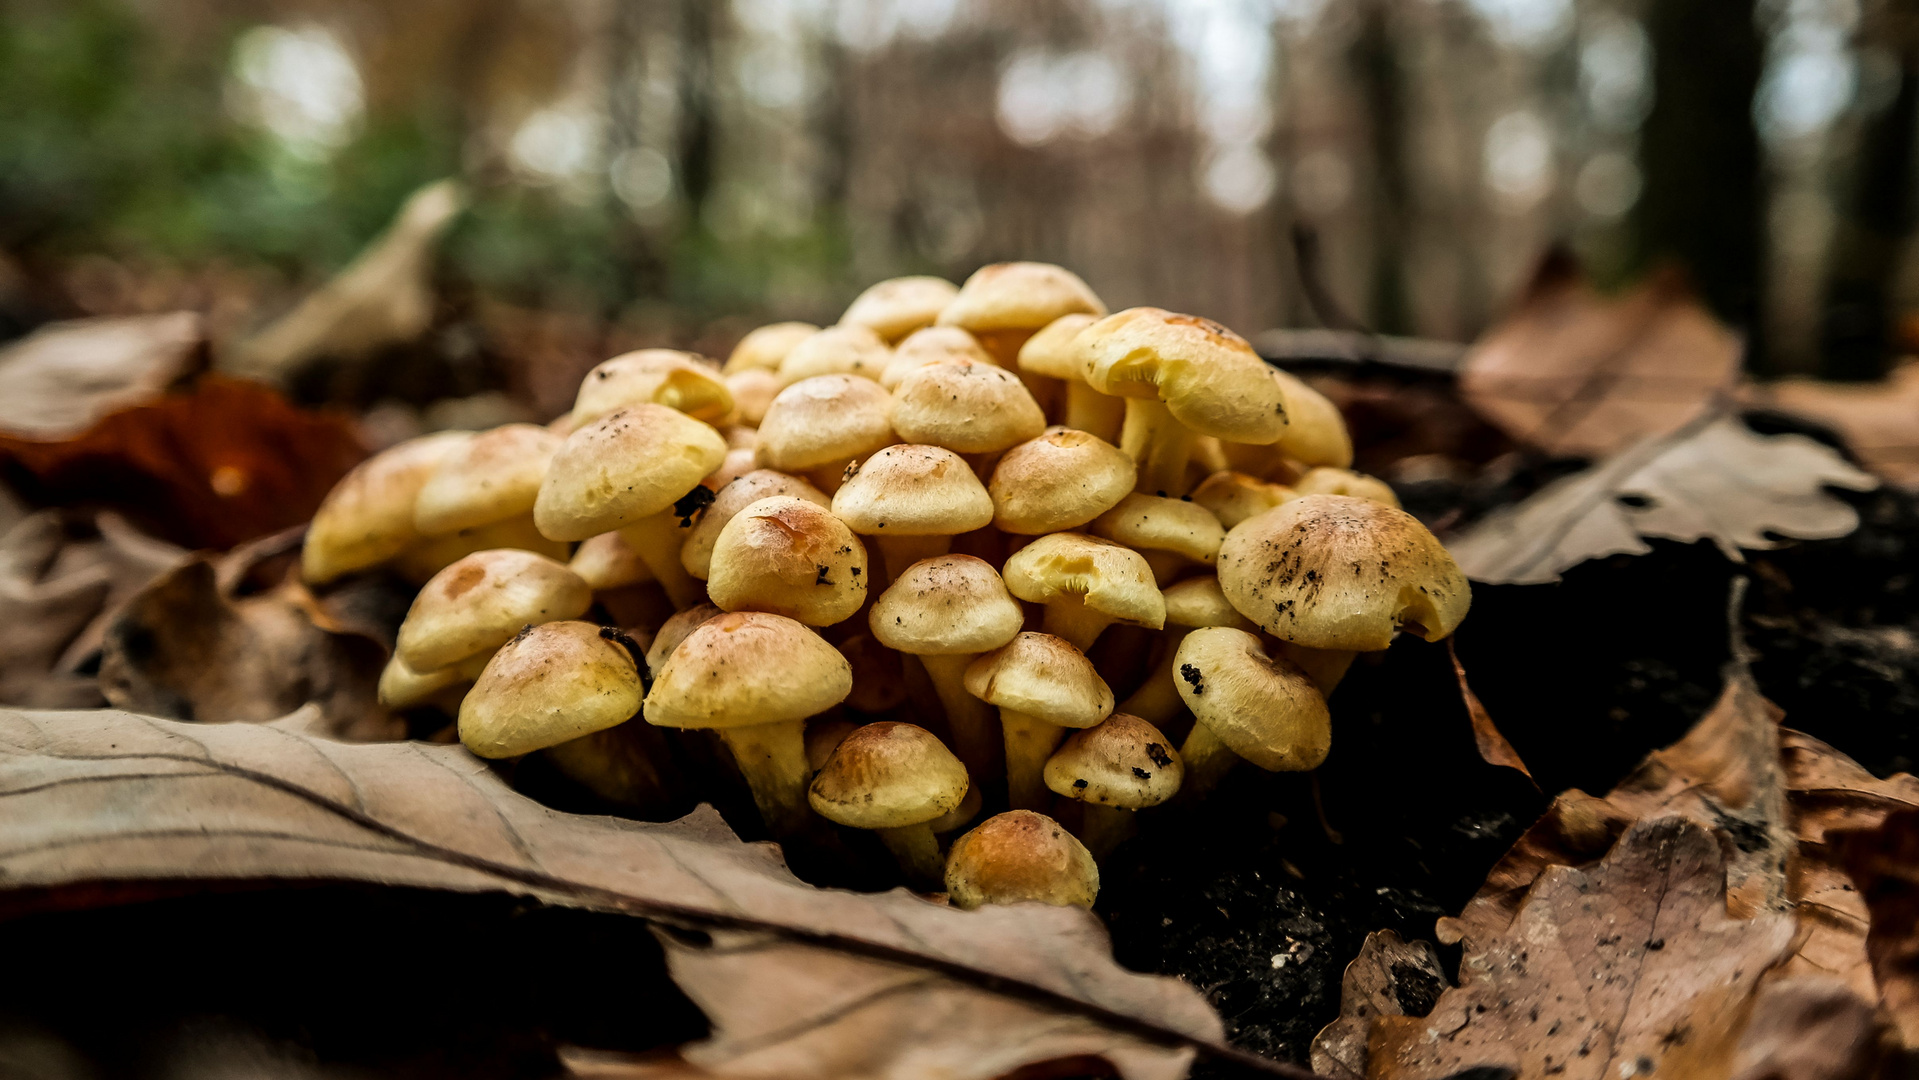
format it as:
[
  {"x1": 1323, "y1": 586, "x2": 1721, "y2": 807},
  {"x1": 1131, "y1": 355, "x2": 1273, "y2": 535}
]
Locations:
[
  {"x1": 0, "y1": 311, "x2": 207, "y2": 440},
  {"x1": 1458, "y1": 259, "x2": 1741, "y2": 458},
  {"x1": 1446, "y1": 413, "x2": 1877, "y2": 585},
  {"x1": 0, "y1": 709, "x2": 1257, "y2": 1080},
  {"x1": 1447, "y1": 638, "x2": 1532, "y2": 786},
  {"x1": 1370, "y1": 817, "x2": 1798, "y2": 1080},
  {"x1": 1308, "y1": 930, "x2": 1447, "y2": 1080}
]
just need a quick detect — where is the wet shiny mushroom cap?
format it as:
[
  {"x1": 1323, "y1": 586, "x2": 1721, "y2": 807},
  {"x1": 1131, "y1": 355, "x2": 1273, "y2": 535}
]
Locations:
[
  {"x1": 644, "y1": 610, "x2": 852, "y2": 731},
  {"x1": 458, "y1": 621, "x2": 644, "y2": 759},
  {"x1": 987, "y1": 427, "x2": 1136, "y2": 535},
  {"x1": 303, "y1": 430, "x2": 471, "y2": 584},
  {"x1": 1173, "y1": 627, "x2": 1330, "y2": 772},
  {"x1": 754, "y1": 375, "x2": 896, "y2": 473},
  {"x1": 778, "y1": 323, "x2": 893, "y2": 384},
  {"x1": 1043, "y1": 713, "x2": 1184, "y2": 809},
  {"x1": 572, "y1": 349, "x2": 733, "y2": 427},
  {"x1": 869, "y1": 554, "x2": 1023, "y2": 655},
  {"x1": 395, "y1": 548, "x2": 592, "y2": 672},
  {"x1": 1077, "y1": 307, "x2": 1290, "y2": 446},
  {"x1": 963, "y1": 632, "x2": 1112, "y2": 729},
  {"x1": 724, "y1": 321, "x2": 818, "y2": 374},
  {"x1": 706, "y1": 496, "x2": 868, "y2": 627},
  {"x1": 1001, "y1": 533, "x2": 1166, "y2": 631},
  {"x1": 533, "y1": 404, "x2": 729, "y2": 542},
  {"x1": 808, "y1": 721, "x2": 969, "y2": 829},
  {"x1": 1216, "y1": 494, "x2": 1469, "y2": 651},
  {"x1": 890, "y1": 359, "x2": 1046, "y2": 455},
  {"x1": 839, "y1": 276, "x2": 960, "y2": 344},
  {"x1": 681, "y1": 469, "x2": 830, "y2": 580},
  {"x1": 831, "y1": 445, "x2": 994, "y2": 537},
  {"x1": 945, "y1": 810, "x2": 1099, "y2": 910},
  {"x1": 413, "y1": 423, "x2": 563, "y2": 536}
]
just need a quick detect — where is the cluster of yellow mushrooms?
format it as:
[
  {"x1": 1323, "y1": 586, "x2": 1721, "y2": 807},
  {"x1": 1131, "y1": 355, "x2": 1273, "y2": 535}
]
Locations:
[{"x1": 301, "y1": 262, "x2": 1472, "y2": 911}]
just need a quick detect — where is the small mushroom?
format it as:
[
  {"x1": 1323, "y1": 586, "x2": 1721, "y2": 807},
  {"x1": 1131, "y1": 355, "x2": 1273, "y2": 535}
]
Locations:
[
  {"x1": 644, "y1": 601, "x2": 724, "y2": 678},
  {"x1": 964, "y1": 632, "x2": 1113, "y2": 811},
  {"x1": 754, "y1": 374, "x2": 897, "y2": 493},
  {"x1": 831, "y1": 444, "x2": 994, "y2": 585},
  {"x1": 1017, "y1": 313, "x2": 1121, "y2": 443},
  {"x1": 376, "y1": 652, "x2": 466, "y2": 711},
  {"x1": 571, "y1": 349, "x2": 733, "y2": 427},
  {"x1": 1271, "y1": 367, "x2": 1354, "y2": 469},
  {"x1": 1000, "y1": 532, "x2": 1165, "y2": 653},
  {"x1": 889, "y1": 358, "x2": 1046, "y2": 461},
  {"x1": 935, "y1": 262, "x2": 1107, "y2": 367},
  {"x1": 302, "y1": 430, "x2": 471, "y2": 584},
  {"x1": 1044, "y1": 713, "x2": 1183, "y2": 858},
  {"x1": 705, "y1": 495, "x2": 868, "y2": 627},
  {"x1": 391, "y1": 512, "x2": 569, "y2": 585},
  {"x1": 1189, "y1": 470, "x2": 1297, "y2": 529},
  {"x1": 1089, "y1": 492, "x2": 1226, "y2": 585},
  {"x1": 1117, "y1": 575, "x2": 1256, "y2": 727},
  {"x1": 680, "y1": 469, "x2": 830, "y2": 580},
  {"x1": 945, "y1": 810, "x2": 1099, "y2": 910},
  {"x1": 804, "y1": 714, "x2": 861, "y2": 774},
  {"x1": 569, "y1": 529, "x2": 655, "y2": 591},
  {"x1": 987, "y1": 427, "x2": 1136, "y2": 536},
  {"x1": 839, "y1": 275, "x2": 960, "y2": 344},
  {"x1": 394, "y1": 549, "x2": 591, "y2": 673},
  {"x1": 1171, "y1": 627, "x2": 1330, "y2": 797},
  {"x1": 809, "y1": 721, "x2": 969, "y2": 884},
  {"x1": 1291, "y1": 467, "x2": 1400, "y2": 508},
  {"x1": 413, "y1": 423, "x2": 564, "y2": 538},
  {"x1": 724, "y1": 367, "x2": 783, "y2": 427},
  {"x1": 645, "y1": 611, "x2": 852, "y2": 835},
  {"x1": 878, "y1": 326, "x2": 995, "y2": 389},
  {"x1": 458, "y1": 621, "x2": 645, "y2": 758},
  {"x1": 724, "y1": 321, "x2": 818, "y2": 374},
  {"x1": 777, "y1": 323, "x2": 893, "y2": 384}
]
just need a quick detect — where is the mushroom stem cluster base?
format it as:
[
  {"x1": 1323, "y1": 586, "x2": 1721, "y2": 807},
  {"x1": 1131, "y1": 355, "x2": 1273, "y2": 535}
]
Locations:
[
  {"x1": 1118, "y1": 629, "x2": 1193, "y2": 725},
  {"x1": 1119, "y1": 398, "x2": 1197, "y2": 497},
  {"x1": 1000, "y1": 710, "x2": 1067, "y2": 812},
  {"x1": 1063, "y1": 380, "x2": 1125, "y2": 445},
  {"x1": 619, "y1": 513, "x2": 703, "y2": 608},
  {"x1": 1178, "y1": 722, "x2": 1240, "y2": 799},
  {"x1": 717, "y1": 719, "x2": 812, "y2": 836},
  {"x1": 1078, "y1": 803, "x2": 1137, "y2": 861},
  {"x1": 917, "y1": 653, "x2": 999, "y2": 780},
  {"x1": 877, "y1": 822, "x2": 945, "y2": 885},
  {"x1": 1040, "y1": 601, "x2": 1116, "y2": 655}
]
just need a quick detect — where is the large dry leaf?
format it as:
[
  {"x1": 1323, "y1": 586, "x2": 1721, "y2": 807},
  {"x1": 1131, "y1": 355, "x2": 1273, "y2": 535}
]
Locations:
[
  {"x1": 1839, "y1": 808, "x2": 1919, "y2": 1048},
  {"x1": 1726, "y1": 975, "x2": 1895, "y2": 1080},
  {"x1": 1370, "y1": 817, "x2": 1798, "y2": 1080},
  {"x1": 0, "y1": 312, "x2": 206, "y2": 440},
  {"x1": 1447, "y1": 413, "x2": 1877, "y2": 585},
  {"x1": 0, "y1": 709, "x2": 1262, "y2": 1080},
  {"x1": 1742, "y1": 361, "x2": 1919, "y2": 488},
  {"x1": 1308, "y1": 931, "x2": 1447, "y2": 1079}
]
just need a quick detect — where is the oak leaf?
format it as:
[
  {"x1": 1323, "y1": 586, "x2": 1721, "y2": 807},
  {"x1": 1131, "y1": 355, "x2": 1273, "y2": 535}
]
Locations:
[
  {"x1": 1308, "y1": 930, "x2": 1448, "y2": 1079},
  {"x1": 1742, "y1": 361, "x2": 1919, "y2": 488}
]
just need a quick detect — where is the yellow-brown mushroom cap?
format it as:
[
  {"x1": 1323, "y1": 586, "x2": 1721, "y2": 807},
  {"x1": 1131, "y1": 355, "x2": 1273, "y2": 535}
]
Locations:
[
  {"x1": 572, "y1": 349, "x2": 733, "y2": 427},
  {"x1": 1173, "y1": 627, "x2": 1330, "y2": 771},
  {"x1": 936, "y1": 263, "x2": 1107, "y2": 334},
  {"x1": 534, "y1": 404, "x2": 728, "y2": 542},
  {"x1": 413, "y1": 423, "x2": 563, "y2": 537},
  {"x1": 458, "y1": 621, "x2": 644, "y2": 759},
  {"x1": 377, "y1": 652, "x2": 464, "y2": 709},
  {"x1": 839, "y1": 276, "x2": 960, "y2": 343},
  {"x1": 831, "y1": 445, "x2": 993, "y2": 537},
  {"x1": 643, "y1": 610, "x2": 852, "y2": 730},
  {"x1": 303, "y1": 430, "x2": 471, "y2": 583},
  {"x1": 682, "y1": 469, "x2": 830, "y2": 579},
  {"x1": 706, "y1": 495, "x2": 868, "y2": 626},
  {"x1": 869, "y1": 554, "x2": 1023, "y2": 655},
  {"x1": 1001, "y1": 533, "x2": 1166, "y2": 631},
  {"x1": 645, "y1": 602, "x2": 724, "y2": 675},
  {"x1": 879, "y1": 326, "x2": 996, "y2": 389},
  {"x1": 805, "y1": 714, "x2": 861, "y2": 773},
  {"x1": 945, "y1": 810, "x2": 1099, "y2": 910},
  {"x1": 1272, "y1": 368, "x2": 1354, "y2": 468},
  {"x1": 1217, "y1": 494, "x2": 1470, "y2": 650},
  {"x1": 1089, "y1": 492, "x2": 1226, "y2": 565},
  {"x1": 778, "y1": 323, "x2": 893, "y2": 384},
  {"x1": 1161, "y1": 575, "x2": 1257, "y2": 631},
  {"x1": 987, "y1": 427, "x2": 1136, "y2": 535},
  {"x1": 569, "y1": 530, "x2": 654, "y2": 591},
  {"x1": 963, "y1": 632, "x2": 1113, "y2": 729},
  {"x1": 1291, "y1": 467, "x2": 1400, "y2": 508},
  {"x1": 1078, "y1": 307, "x2": 1289, "y2": 445},
  {"x1": 1190, "y1": 470, "x2": 1297, "y2": 529},
  {"x1": 754, "y1": 375, "x2": 896, "y2": 473},
  {"x1": 808, "y1": 721, "x2": 969, "y2": 829},
  {"x1": 725, "y1": 368, "x2": 783, "y2": 427},
  {"x1": 890, "y1": 359, "x2": 1046, "y2": 454},
  {"x1": 395, "y1": 549, "x2": 592, "y2": 672},
  {"x1": 1043, "y1": 713, "x2": 1184, "y2": 808},
  {"x1": 725, "y1": 321, "x2": 819, "y2": 374},
  {"x1": 1016, "y1": 312, "x2": 1100, "y2": 380}
]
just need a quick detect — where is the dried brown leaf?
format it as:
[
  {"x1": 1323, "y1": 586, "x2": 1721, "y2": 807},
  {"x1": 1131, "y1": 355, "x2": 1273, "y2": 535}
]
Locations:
[
  {"x1": 1741, "y1": 361, "x2": 1919, "y2": 488},
  {"x1": 1371, "y1": 817, "x2": 1798, "y2": 1080},
  {"x1": 0, "y1": 709, "x2": 1260, "y2": 1080},
  {"x1": 1446, "y1": 638, "x2": 1532, "y2": 786},
  {"x1": 1839, "y1": 808, "x2": 1919, "y2": 1048},
  {"x1": 1309, "y1": 931, "x2": 1447, "y2": 1080},
  {"x1": 1447, "y1": 414, "x2": 1877, "y2": 585},
  {"x1": 1727, "y1": 976, "x2": 1896, "y2": 1080},
  {"x1": 0, "y1": 312, "x2": 206, "y2": 440},
  {"x1": 0, "y1": 513, "x2": 113, "y2": 708}
]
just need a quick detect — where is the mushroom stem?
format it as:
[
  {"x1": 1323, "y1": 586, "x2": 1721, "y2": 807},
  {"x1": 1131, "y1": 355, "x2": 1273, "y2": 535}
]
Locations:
[
  {"x1": 1118, "y1": 629, "x2": 1193, "y2": 724},
  {"x1": 619, "y1": 512, "x2": 705, "y2": 608},
  {"x1": 716, "y1": 719, "x2": 813, "y2": 836},
  {"x1": 1000, "y1": 709, "x2": 1067, "y2": 811},
  {"x1": 877, "y1": 822, "x2": 946, "y2": 885},
  {"x1": 1063, "y1": 381, "x2": 1124, "y2": 445},
  {"x1": 1078, "y1": 804, "x2": 1137, "y2": 861},
  {"x1": 918, "y1": 653, "x2": 999, "y2": 779},
  {"x1": 805, "y1": 465, "x2": 849, "y2": 496},
  {"x1": 1276, "y1": 642, "x2": 1358, "y2": 695},
  {"x1": 1178, "y1": 721, "x2": 1240, "y2": 799},
  {"x1": 1140, "y1": 550, "x2": 1188, "y2": 587},
  {"x1": 875, "y1": 534, "x2": 952, "y2": 586},
  {"x1": 1119, "y1": 398, "x2": 1197, "y2": 496},
  {"x1": 1040, "y1": 600, "x2": 1115, "y2": 654}
]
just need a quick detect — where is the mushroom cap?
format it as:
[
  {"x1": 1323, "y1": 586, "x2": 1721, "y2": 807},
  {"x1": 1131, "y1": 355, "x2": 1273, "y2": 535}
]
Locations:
[
  {"x1": 879, "y1": 326, "x2": 995, "y2": 389},
  {"x1": 458, "y1": 621, "x2": 644, "y2": 758},
  {"x1": 569, "y1": 529, "x2": 654, "y2": 591},
  {"x1": 963, "y1": 632, "x2": 1113, "y2": 728},
  {"x1": 890, "y1": 359, "x2": 1046, "y2": 454},
  {"x1": 534, "y1": 405, "x2": 729, "y2": 541},
  {"x1": 706, "y1": 445, "x2": 759, "y2": 491},
  {"x1": 725, "y1": 321, "x2": 818, "y2": 374},
  {"x1": 682, "y1": 469, "x2": 830, "y2": 579},
  {"x1": 1161, "y1": 575, "x2": 1257, "y2": 630},
  {"x1": 395, "y1": 549, "x2": 593, "y2": 672},
  {"x1": 1217, "y1": 494, "x2": 1470, "y2": 650},
  {"x1": 987, "y1": 427, "x2": 1136, "y2": 535},
  {"x1": 1173, "y1": 627, "x2": 1330, "y2": 772},
  {"x1": 1078, "y1": 308, "x2": 1289, "y2": 445},
  {"x1": 572, "y1": 349, "x2": 733, "y2": 427},
  {"x1": 804, "y1": 714, "x2": 861, "y2": 773},
  {"x1": 936, "y1": 263, "x2": 1106, "y2": 334},
  {"x1": 392, "y1": 512, "x2": 570, "y2": 585},
  {"x1": 836, "y1": 633, "x2": 907, "y2": 713},
  {"x1": 706, "y1": 496, "x2": 868, "y2": 626},
  {"x1": 1043, "y1": 713, "x2": 1183, "y2": 808},
  {"x1": 645, "y1": 602, "x2": 723, "y2": 675},
  {"x1": 1190, "y1": 470, "x2": 1297, "y2": 530},
  {"x1": 869, "y1": 554, "x2": 1023, "y2": 655},
  {"x1": 831, "y1": 445, "x2": 994, "y2": 537},
  {"x1": 1089, "y1": 492, "x2": 1226, "y2": 564},
  {"x1": 1016, "y1": 312, "x2": 1100, "y2": 381},
  {"x1": 1001, "y1": 533, "x2": 1166, "y2": 630},
  {"x1": 377, "y1": 652, "x2": 464, "y2": 709},
  {"x1": 945, "y1": 810, "x2": 1099, "y2": 910},
  {"x1": 644, "y1": 610, "x2": 852, "y2": 730},
  {"x1": 415, "y1": 424, "x2": 562, "y2": 538},
  {"x1": 840, "y1": 276, "x2": 960, "y2": 343},
  {"x1": 725, "y1": 368, "x2": 784, "y2": 427},
  {"x1": 808, "y1": 721, "x2": 969, "y2": 829},
  {"x1": 1291, "y1": 467, "x2": 1400, "y2": 508},
  {"x1": 1272, "y1": 368, "x2": 1354, "y2": 468},
  {"x1": 778, "y1": 323, "x2": 893, "y2": 384},
  {"x1": 927, "y1": 782, "x2": 984, "y2": 834},
  {"x1": 303, "y1": 430, "x2": 471, "y2": 583},
  {"x1": 754, "y1": 375, "x2": 896, "y2": 472}
]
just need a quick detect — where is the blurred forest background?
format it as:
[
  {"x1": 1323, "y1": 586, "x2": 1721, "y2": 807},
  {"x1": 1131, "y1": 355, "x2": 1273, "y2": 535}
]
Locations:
[{"x1": 3, "y1": 0, "x2": 1917, "y2": 428}]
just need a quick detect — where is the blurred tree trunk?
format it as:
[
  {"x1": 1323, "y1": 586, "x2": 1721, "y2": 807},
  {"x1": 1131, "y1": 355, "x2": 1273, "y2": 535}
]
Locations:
[
  {"x1": 1632, "y1": 0, "x2": 1766, "y2": 366},
  {"x1": 1349, "y1": 0, "x2": 1409, "y2": 334},
  {"x1": 676, "y1": 0, "x2": 718, "y2": 219}
]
